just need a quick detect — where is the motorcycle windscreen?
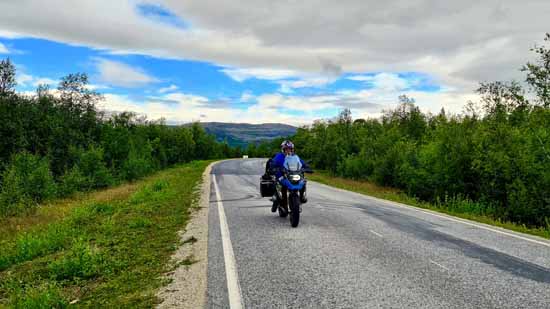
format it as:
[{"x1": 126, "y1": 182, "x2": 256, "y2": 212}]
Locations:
[{"x1": 284, "y1": 155, "x2": 302, "y2": 171}]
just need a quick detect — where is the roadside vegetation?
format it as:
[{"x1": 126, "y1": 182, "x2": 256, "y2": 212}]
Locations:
[
  {"x1": 0, "y1": 59, "x2": 238, "y2": 307},
  {"x1": 249, "y1": 34, "x2": 550, "y2": 236},
  {"x1": 0, "y1": 160, "x2": 210, "y2": 307},
  {"x1": 0, "y1": 61, "x2": 239, "y2": 218}
]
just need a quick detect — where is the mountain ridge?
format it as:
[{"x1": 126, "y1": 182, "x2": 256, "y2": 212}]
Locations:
[{"x1": 183, "y1": 122, "x2": 297, "y2": 147}]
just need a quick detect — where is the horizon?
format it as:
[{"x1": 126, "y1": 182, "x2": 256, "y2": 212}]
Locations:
[{"x1": 1, "y1": 1, "x2": 547, "y2": 126}]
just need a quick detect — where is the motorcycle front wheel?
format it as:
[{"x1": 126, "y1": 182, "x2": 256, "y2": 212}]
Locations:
[{"x1": 289, "y1": 193, "x2": 300, "y2": 227}]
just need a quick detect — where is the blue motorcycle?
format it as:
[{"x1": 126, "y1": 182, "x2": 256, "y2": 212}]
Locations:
[{"x1": 261, "y1": 158, "x2": 312, "y2": 227}]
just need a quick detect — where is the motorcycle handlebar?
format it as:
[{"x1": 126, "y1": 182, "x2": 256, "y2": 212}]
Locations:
[{"x1": 270, "y1": 167, "x2": 314, "y2": 174}]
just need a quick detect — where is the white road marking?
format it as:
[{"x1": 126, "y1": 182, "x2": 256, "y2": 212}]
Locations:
[
  {"x1": 312, "y1": 182, "x2": 550, "y2": 248},
  {"x1": 430, "y1": 259, "x2": 450, "y2": 271},
  {"x1": 369, "y1": 230, "x2": 383, "y2": 238},
  {"x1": 213, "y1": 174, "x2": 244, "y2": 309}
]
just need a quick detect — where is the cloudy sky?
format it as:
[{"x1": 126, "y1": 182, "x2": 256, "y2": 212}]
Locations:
[{"x1": 0, "y1": 1, "x2": 548, "y2": 125}]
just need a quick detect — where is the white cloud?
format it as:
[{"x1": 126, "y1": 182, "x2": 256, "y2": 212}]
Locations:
[
  {"x1": 347, "y1": 75, "x2": 371, "y2": 82},
  {"x1": 99, "y1": 94, "x2": 145, "y2": 114},
  {"x1": 16, "y1": 72, "x2": 58, "y2": 88},
  {"x1": 278, "y1": 76, "x2": 335, "y2": 91},
  {"x1": 372, "y1": 73, "x2": 409, "y2": 92},
  {"x1": 159, "y1": 84, "x2": 179, "y2": 93},
  {"x1": 85, "y1": 84, "x2": 109, "y2": 90},
  {"x1": 0, "y1": 30, "x2": 21, "y2": 39},
  {"x1": 95, "y1": 58, "x2": 158, "y2": 88},
  {"x1": 222, "y1": 66, "x2": 339, "y2": 94},
  {"x1": 159, "y1": 92, "x2": 210, "y2": 106},
  {"x1": 32, "y1": 77, "x2": 57, "y2": 87},
  {"x1": 16, "y1": 73, "x2": 33, "y2": 85},
  {"x1": 221, "y1": 67, "x2": 298, "y2": 82},
  {"x1": 0, "y1": 42, "x2": 9, "y2": 54},
  {"x1": 240, "y1": 91, "x2": 254, "y2": 102},
  {"x1": 348, "y1": 73, "x2": 409, "y2": 91}
]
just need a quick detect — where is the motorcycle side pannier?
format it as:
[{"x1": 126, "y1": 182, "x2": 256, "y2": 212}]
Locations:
[{"x1": 260, "y1": 175, "x2": 276, "y2": 197}]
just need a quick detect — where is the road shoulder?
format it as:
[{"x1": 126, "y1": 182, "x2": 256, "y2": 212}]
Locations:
[{"x1": 156, "y1": 162, "x2": 215, "y2": 308}]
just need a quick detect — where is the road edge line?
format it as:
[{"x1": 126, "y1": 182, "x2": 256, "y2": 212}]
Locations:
[{"x1": 213, "y1": 174, "x2": 244, "y2": 309}]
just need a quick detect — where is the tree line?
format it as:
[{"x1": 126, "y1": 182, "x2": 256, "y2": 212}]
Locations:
[
  {"x1": 250, "y1": 34, "x2": 550, "y2": 229},
  {"x1": 0, "y1": 61, "x2": 239, "y2": 216}
]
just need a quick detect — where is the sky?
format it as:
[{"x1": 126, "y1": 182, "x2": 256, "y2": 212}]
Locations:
[{"x1": 0, "y1": 0, "x2": 548, "y2": 125}]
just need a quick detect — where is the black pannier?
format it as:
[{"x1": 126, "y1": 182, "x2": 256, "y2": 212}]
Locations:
[{"x1": 260, "y1": 174, "x2": 276, "y2": 197}]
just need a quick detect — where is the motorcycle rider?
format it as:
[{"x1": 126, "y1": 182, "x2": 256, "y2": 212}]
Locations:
[{"x1": 268, "y1": 140, "x2": 308, "y2": 212}]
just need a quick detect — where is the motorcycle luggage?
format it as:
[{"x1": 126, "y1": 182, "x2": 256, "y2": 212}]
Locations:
[{"x1": 260, "y1": 175, "x2": 276, "y2": 197}]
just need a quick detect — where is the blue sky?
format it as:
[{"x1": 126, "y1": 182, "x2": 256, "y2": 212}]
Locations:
[{"x1": 1, "y1": 0, "x2": 538, "y2": 124}]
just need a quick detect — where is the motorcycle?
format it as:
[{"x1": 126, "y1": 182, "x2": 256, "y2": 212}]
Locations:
[{"x1": 260, "y1": 159, "x2": 312, "y2": 228}]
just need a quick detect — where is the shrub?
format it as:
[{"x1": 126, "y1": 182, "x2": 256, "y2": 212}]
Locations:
[
  {"x1": 371, "y1": 141, "x2": 415, "y2": 187},
  {"x1": 0, "y1": 152, "x2": 56, "y2": 216},
  {"x1": 120, "y1": 156, "x2": 153, "y2": 181},
  {"x1": 119, "y1": 143, "x2": 154, "y2": 181},
  {"x1": 506, "y1": 178, "x2": 537, "y2": 225},
  {"x1": 337, "y1": 152, "x2": 374, "y2": 180},
  {"x1": 0, "y1": 171, "x2": 31, "y2": 216},
  {"x1": 58, "y1": 166, "x2": 87, "y2": 197},
  {"x1": 73, "y1": 146, "x2": 114, "y2": 189}
]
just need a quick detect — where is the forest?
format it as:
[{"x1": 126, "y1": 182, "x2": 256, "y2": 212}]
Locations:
[
  {"x1": 0, "y1": 64, "x2": 238, "y2": 217},
  {"x1": 248, "y1": 34, "x2": 550, "y2": 229}
]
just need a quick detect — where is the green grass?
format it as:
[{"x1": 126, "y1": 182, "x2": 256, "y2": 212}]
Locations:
[
  {"x1": 0, "y1": 160, "x2": 212, "y2": 308},
  {"x1": 308, "y1": 171, "x2": 550, "y2": 240}
]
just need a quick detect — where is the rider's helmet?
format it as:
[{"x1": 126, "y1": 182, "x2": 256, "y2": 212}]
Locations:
[{"x1": 281, "y1": 140, "x2": 295, "y2": 153}]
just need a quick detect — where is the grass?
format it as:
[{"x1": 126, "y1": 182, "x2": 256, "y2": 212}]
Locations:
[
  {"x1": 308, "y1": 171, "x2": 550, "y2": 240},
  {"x1": 0, "y1": 160, "x2": 212, "y2": 308}
]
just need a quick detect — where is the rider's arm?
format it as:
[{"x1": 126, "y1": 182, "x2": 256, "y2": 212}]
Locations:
[
  {"x1": 296, "y1": 155, "x2": 308, "y2": 169},
  {"x1": 273, "y1": 153, "x2": 286, "y2": 178}
]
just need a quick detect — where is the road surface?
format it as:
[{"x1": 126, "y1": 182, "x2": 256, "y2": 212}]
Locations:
[{"x1": 207, "y1": 159, "x2": 550, "y2": 308}]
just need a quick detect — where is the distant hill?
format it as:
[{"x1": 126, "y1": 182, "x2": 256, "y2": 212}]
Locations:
[{"x1": 193, "y1": 122, "x2": 297, "y2": 148}]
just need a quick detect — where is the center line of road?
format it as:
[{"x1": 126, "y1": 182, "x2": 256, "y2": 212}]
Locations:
[
  {"x1": 369, "y1": 230, "x2": 383, "y2": 238},
  {"x1": 429, "y1": 259, "x2": 450, "y2": 271},
  {"x1": 213, "y1": 174, "x2": 244, "y2": 309}
]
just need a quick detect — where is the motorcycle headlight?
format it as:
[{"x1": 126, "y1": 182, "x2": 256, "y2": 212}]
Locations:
[{"x1": 291, "y1": 174, "x2": 301, "y2": 182}]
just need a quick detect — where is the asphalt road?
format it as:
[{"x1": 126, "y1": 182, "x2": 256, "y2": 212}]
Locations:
[{"x1": 207, "y1": 159, "x2": 550, "y2": 309}]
